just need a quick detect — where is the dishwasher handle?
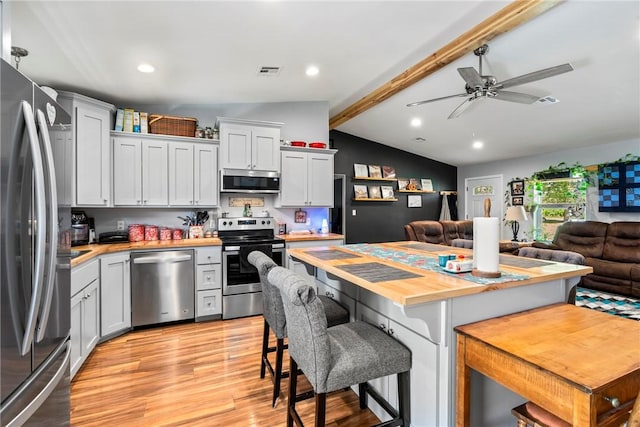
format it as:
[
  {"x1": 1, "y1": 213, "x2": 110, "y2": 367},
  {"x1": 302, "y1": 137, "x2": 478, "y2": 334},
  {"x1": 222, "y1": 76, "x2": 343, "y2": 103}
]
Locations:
[{"x1": 132, "y1": 254, "x2": 192, "y2": 264}]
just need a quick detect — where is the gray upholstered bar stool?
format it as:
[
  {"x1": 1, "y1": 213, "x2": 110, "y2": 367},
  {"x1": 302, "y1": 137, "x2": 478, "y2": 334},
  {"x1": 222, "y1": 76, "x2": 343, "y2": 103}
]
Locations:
[
  {"x1": 247, "y1": 251, "x2": 350, "y2": 408},
  {"x1": 268, "y1": 266, "x2": 411, "y2": 427}
]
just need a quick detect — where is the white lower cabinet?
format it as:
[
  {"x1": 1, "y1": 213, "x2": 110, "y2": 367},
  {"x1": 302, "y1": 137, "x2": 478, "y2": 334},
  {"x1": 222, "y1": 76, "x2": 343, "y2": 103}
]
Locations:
[
  {"x1": 315, "y1": 278, "x2": 356, "y2": 323},
  {"x1": 100, "y1": 252, "x2": 131, "y2": 337},
  {"x1": 70, "y1": 259, "x2": 100, "y2": 379},
  {"x1": 357, "y1": 301, "x2": 438, "y2": 426},
  {"x1": 195, "y1": 247, "x2": 222, "y2": 320}
]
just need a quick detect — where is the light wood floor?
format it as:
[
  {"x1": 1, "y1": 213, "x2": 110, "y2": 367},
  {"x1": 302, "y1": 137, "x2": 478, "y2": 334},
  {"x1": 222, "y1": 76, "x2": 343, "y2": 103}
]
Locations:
[{"x1": 70, "y1": 315, "x2": 381, "y2": 426}]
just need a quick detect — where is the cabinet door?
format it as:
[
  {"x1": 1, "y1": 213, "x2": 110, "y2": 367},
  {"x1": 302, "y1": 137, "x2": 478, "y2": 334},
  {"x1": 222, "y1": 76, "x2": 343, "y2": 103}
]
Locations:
[
  {"x1": 220, "y1": 124, "x2": 252, "y2": 169},
  {"x1": 196, "y1": 264, "x2": 222, "y2": 290},
  {"x1": 76, "y1": 105, "x2": 111, "y2": 206},
  {"x1": 113, "y1": 136, "x2": 142, "y2": 205},
  {"x1": 387, "y1": 320, "x2": 438, "y2": 427},
  {"x1": 280, "y1": 151, "x2": 308, "y2": 206},
  {"x1": 70, "y1": 290, "x2": 84, "y2": 379},
  {"x1": 307, "y1": 152, "x2": 334, "y2": 206},
  {"x1": 196, "y1": 289, "x2": 222, "y2": 318},
  {"x1": 141, "y1": 140, "x2": 168, "y2": 206},
  {"x1": 316, "y1": 281, "x2": 356, "y2": 323},
  {"x1": 168, "y1": 141, "x2": 195, "y2": 206},
  {"x1": 100, "y1": 253, "x2": 131, "y2": 336},
  {"x1": 252, "y1": 126, "x2": 280, "y2": 171},
  {"x1": 83, "y1": 280, "x2": 100, "y2": 356},
  {"x1": 194, "y1": 144, "x2": 218, "y2": 206}
]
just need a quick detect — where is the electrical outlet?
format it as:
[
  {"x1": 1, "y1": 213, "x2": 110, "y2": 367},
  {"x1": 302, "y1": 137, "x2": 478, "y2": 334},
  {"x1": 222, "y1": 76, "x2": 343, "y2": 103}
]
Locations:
[
  {"x1": 116, "y1": 220, "x2": 125, "y2": 230},
  {"x1": 352, "y1": 209, "x2": 357, "y2": 216}
]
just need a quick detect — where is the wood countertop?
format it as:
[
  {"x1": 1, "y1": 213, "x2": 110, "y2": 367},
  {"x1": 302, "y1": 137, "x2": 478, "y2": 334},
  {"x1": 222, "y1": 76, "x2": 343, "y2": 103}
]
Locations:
[
  {"x1": 281, "y1": 233, "x2": 344, "y2": 242},
  {"x1": 70, "y1": 238, "x2": 222, "y2": 267},
  {"x1": 70, "y1": 233, "x2": 345, "y2": 267},
  {"x1": 287, "y1": 241, "x2": 593, "y2": 307}
]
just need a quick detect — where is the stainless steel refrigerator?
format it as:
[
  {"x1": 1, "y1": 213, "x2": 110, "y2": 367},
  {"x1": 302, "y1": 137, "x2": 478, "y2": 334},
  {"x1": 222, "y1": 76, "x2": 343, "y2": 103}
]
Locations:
[{"x1": 1, "y1": 58, "x2": 71, "y2": 426}]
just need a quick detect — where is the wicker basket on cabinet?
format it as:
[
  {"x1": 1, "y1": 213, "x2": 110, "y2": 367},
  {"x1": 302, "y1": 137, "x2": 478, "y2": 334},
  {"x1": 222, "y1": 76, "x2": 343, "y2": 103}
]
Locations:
[{"x1": 148, "y1": 115, "x2": 197, "y2": 137}]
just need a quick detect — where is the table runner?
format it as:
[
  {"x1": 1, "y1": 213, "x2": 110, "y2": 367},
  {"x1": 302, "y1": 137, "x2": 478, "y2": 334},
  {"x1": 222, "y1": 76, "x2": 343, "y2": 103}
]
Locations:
[{"x1": 344, "y1": 243, "x2": 530, "y2": 285}]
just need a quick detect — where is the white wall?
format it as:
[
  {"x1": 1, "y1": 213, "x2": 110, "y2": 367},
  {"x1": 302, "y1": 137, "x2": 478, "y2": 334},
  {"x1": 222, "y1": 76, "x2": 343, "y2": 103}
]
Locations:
[
  {"x1": 127, "y1": 101, "x2": 329, "y2": 145},
  {"x1": 458, "y1": 138, "x2": 640, "y2": 237}
]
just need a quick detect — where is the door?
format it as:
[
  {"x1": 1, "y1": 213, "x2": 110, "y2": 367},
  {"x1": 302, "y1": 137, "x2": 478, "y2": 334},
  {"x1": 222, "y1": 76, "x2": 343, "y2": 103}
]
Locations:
[
  {"x1": 464, "y1": 175, "x2": 503, "y2": 220},
  {"x1": 221, "y1": 124, "x2": 252, "y2": 169},
  {"x1": 75, "y1": 104, "x2": 110, "y2": 206},
  {"x1": 194, "y1": 144, "x2": 218, "y2": 206},
  {"x1": 141, "y1": 140, "x2": 168, "y2": 205},
  {"x1": 252, "y1": 126, "x2": 280, "y2": 171},
  {"x1": 168, "y1": 141, "x2": 194, "y2": 206},
  {"x1": 113, "y1": 136, "x2": 142, "y2": 205}
]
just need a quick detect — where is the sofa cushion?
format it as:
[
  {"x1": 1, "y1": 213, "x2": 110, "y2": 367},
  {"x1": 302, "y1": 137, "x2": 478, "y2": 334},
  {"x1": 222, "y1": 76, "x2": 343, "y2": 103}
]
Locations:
[
  {"x1": 584, "y1": 257, "x2": 634, "y2": 296},
  {"x1": 632, "y1": 265, "x2": 640, "y2": 298},
  {"x1": 456, "y1": 220, "x2": 474, "y2": 240},
  {"x1": 440, "y1": 221, "x2": 460, "y2": 245},
  {"x1": 518, "y1": 247, "x2": 585, "y2": 265},
  {"x1": 602, "y1": 221, "x2": 640, "y2": 263},
  {"x1": 405, "y1": 221, "x2": 445, "y2": 244},
  {"x1": 552, "y1": 221, "x2": 608, "y2": 258}
]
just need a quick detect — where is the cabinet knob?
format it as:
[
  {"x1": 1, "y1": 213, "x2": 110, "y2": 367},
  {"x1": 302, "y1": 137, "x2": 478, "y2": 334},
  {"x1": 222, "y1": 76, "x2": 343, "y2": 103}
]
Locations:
[
  {"x1": 137, "y1": 200, "x2": 141, "y2": 205},
  {"x1": 388, "y1": 328, "x2": 395, "y2": 336},
  {"x1": 247, "y1": 164, "x2": 251, "y2": 168},
  {"x1": 379, "y1": 323, "x2": 386, "y2": 331},
  {"x1": 604, "y1": 396, "x2": 620, "y2": 408},
  {"x1": 206, "y1": 275, "x2": 211, "y2": 280},
  {"x1": 190, "y1": 201, "x2": 193, "y2": 204},
  {"x1": 144, "y1": 200, "x2": 148, "y2": 204}
]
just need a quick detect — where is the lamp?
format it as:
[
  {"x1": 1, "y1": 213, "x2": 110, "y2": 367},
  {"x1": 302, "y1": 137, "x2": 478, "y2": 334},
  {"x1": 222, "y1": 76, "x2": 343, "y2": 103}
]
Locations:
[{"x1": 505, "y1": 206, "x2": 528, "y2": 241}]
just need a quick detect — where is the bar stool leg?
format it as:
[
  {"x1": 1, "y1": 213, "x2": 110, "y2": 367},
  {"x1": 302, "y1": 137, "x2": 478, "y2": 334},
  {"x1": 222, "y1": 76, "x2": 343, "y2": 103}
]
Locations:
[
  {"x1": 260, "y1": 319, "x2": 269, "y2": 379},
  {"x1": 358, "y1": 383, "x2": 367, "y2": 409},
  {"x1": 315, "y1": 393, "x2": 327, "y2": 427},
  {"x1": 398, "y1": 370, "x2": 411, "y2": 427},
  {"x1": 287, "y1": 357, "x2": 298, "y2": 427},
  {"x1": 273, "y1": 337, "x2": 285, "y2": 407}
]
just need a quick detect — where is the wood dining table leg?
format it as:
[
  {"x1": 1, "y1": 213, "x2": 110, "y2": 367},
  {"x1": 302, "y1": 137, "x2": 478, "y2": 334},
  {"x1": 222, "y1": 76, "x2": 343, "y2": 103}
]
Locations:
[{"x1": 456, "y1": 334, "x2": 471, "y2": 427}]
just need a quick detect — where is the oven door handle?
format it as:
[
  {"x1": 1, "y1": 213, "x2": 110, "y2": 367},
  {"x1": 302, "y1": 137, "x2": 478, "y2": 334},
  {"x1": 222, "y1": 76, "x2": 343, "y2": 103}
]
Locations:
[{"x1": 133, "y1": 254, "x2": 192, "y2": 264}]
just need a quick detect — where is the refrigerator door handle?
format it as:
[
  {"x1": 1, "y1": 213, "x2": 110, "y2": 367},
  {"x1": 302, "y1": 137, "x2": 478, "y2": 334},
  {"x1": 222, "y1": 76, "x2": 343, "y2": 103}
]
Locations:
[
  {"x1": 19, "y1": 101, "x2": 48, "y2": 356},
  {"x1": 4, "y1": 343, "x2": 70, "y2": 427},
  {"x1": 34, "y1": 109, "x2": 59, "y2": 342}
]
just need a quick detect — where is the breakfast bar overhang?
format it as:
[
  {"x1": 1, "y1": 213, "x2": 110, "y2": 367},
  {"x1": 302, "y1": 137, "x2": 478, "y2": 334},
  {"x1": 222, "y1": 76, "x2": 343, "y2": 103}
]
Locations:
[{"x1": 287, "y1": 241, "x2": 593, "y2": 427}]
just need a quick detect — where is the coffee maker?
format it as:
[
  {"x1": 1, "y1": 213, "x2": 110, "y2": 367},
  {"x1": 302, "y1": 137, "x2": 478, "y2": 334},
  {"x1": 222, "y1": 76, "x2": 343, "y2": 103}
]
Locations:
[{"x1": 71, "y1": 210, "x2": 90, "y2": 246}]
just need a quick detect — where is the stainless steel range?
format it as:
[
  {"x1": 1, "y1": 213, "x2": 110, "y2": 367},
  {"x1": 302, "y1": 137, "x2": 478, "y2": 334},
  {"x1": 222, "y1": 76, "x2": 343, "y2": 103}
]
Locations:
[{"x1": 218, "y1": 217, "x2": 284, "y2": 319}]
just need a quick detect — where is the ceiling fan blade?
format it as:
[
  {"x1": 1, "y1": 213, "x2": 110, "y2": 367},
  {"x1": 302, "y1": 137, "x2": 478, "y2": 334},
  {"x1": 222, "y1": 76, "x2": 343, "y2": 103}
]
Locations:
[
  {"x1": 495, "y1": 63, "x2": 574, "y2": 90},
  {"x1": 406, "y1": 92, "x2": 468, "y2": 107},
  {"x1": 447, "y1": 96, "x2": 476, "y2": 120},
  {"x1": 457, "y1": 67, "x2": 484, "y2": 88},
  {"x1": 492, "y1": 90, "x2": 540, "y2": 104}
]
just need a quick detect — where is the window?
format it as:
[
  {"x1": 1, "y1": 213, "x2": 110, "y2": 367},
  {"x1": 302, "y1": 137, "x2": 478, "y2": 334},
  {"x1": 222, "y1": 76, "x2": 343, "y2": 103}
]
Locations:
[{"x1": 533, "y1": 178, "x2": 586, "y2": 241}]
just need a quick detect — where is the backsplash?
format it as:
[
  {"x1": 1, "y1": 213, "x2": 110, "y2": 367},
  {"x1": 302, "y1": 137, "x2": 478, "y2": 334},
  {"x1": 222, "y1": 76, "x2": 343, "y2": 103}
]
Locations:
[{"x1": 82, "y1": 194, "x2": 329, "y2": 241}]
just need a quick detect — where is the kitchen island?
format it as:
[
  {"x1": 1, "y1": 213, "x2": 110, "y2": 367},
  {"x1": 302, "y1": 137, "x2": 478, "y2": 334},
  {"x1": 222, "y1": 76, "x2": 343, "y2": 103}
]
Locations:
[{"x1": 287, "y1": 241, "x2": 593, "y2": 427}]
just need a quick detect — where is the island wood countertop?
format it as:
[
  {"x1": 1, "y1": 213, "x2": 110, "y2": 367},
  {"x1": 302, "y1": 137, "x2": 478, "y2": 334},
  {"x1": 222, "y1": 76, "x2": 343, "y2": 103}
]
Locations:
[
  {"x1": 281, "y1": 233, "x2": 344, "y2": 242},
  {"x1": 286, "y1": 241, "x2": 593, "y2": 307}
]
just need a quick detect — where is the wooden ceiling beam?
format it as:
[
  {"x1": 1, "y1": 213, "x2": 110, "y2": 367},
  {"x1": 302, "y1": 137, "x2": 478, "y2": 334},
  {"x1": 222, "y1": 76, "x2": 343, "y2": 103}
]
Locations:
[{"x1": 329, "y1": 0, "x2": 564, "y2": 129}]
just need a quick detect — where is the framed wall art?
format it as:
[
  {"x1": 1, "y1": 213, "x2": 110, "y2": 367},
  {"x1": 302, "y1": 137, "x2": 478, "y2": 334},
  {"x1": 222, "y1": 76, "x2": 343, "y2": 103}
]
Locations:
[
  {"x1": 510, "y1": 180, "x2": 525, "y2": 196},
  {"x1": 368, "y1": 185, "x2": 382, "y2": 199},
  {"x1": 368, "y1": 165, "x2": 382, "y2": 178},
  {"x1": 354, "y1": 163, "x2": 369, "y2": 178},
  {"x1": 512, "y1": 196, "x2": 524, "y2": 206},
  {"x1": 354, "y1": 184, "x2": 368, "y2": 199},
  {"x1": 408, "y1": 195, "x2": 422, "y2": 208}
]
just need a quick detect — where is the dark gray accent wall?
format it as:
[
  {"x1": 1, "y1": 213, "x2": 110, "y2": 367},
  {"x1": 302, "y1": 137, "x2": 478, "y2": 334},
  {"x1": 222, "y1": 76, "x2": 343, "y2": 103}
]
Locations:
[{"x1": 331, "y1": 130, "x2": 457, "y2": 244}]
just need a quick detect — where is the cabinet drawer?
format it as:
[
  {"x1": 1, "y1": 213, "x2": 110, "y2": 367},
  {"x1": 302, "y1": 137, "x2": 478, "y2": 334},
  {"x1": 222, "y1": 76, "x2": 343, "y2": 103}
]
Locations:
[
  {"x1": 196, "y1": 264, "x2": 221, "y2": 290},
  {"x1": 71, "y1": 259, "x2": 99, "y2": 296},
  {"x1": 196, "y1": 289, "x2": 222, "y2": 317},
  {"x1": 196, "y1": 247, "x2": 221, "y2": 264}
]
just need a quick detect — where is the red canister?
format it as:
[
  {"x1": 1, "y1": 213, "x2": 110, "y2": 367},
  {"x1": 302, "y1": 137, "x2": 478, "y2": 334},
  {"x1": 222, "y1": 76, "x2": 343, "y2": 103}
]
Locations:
[
  {"x1": 159, "y1": 227, "x2": 172, "y2": 241},
  {"x1": 172, "y1": 229, "x2": 183, "y2": 240},
  {"x1": 128, "y1": 224, "x2": 144, "y2": 242},
  {"x1": 144, "y1": 225, "x2": 158, "y2": 241}
]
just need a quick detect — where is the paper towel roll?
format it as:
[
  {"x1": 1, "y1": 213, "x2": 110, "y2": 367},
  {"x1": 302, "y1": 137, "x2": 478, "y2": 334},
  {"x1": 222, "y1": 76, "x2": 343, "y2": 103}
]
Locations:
[{"x1": 473, "y1": 217, "x2": 500, "y2": 274}]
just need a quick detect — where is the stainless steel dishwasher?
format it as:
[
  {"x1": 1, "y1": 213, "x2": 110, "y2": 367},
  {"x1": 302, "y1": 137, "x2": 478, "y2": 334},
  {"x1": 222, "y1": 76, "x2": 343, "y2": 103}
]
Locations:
[{"x1": 131, "y1": 249, "x2": 194, "y2": 327}]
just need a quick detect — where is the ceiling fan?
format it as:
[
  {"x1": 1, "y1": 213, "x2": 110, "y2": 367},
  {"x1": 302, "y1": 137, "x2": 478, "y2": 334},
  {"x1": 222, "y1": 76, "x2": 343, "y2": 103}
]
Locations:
[{"x1": 407, "y1": 44, "x2": 573, "y2": 119}]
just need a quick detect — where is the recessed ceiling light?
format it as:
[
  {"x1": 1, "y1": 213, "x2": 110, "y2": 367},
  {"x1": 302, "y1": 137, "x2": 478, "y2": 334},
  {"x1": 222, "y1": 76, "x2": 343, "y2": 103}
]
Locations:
[
  {"x1": 137, "y1": 63, "x2": 155, "y2": 73},
  {"x1": 472, "y1": 140, "x2": 483, "y2": 149},
  {"x1": 305, "y1": 65, "x2": 319, "y2": 77},
  {"x1": 410, "y1": 118, "x2": 422, "y2": 127}
]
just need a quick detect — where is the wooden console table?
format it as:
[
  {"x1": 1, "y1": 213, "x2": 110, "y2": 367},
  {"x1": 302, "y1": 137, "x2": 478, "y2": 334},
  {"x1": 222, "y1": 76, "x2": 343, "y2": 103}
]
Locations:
[{"x1": 455, "y1": 304, "x2": 640, "y2": 427}]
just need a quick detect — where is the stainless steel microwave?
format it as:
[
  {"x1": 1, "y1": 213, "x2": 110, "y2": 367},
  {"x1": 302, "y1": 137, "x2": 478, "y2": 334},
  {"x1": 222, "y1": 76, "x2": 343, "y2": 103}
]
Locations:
[{"x1": 220, "y1": 169, "x2": 280, "y2": 193}]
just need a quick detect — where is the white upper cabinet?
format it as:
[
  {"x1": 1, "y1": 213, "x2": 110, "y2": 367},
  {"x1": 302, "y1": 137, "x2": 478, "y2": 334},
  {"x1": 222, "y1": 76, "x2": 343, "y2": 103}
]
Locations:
[
  {"x1": 218, "y1": 118, "x2": 282, "y2": 172},
  {"x1": 279, "y1": 147, "x2": 336, "y2": 207},
  {"x1": 112, "y1": 133, "x2": 168, "y2": 206},
  {"x1": 169, "y1": 141, "x2": 218, "y2": 207},
  {"x1": 57, "y1": 91, "x2": 115, "y2": 207}
]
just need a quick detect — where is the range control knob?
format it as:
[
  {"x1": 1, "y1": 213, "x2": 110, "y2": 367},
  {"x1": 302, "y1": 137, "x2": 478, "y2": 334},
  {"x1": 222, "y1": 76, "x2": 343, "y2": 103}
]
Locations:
[
  {"x1": 261, "y1": 220, "x2": 266, "y2": 225},
  {"x1": 223, "y1": 221, "x2": 227, "y2": 226},
  {"x1": 229, "y1": 221, "x2": 233, "y2": 226},
  {"x1": 266, "y1": 220, "x2": 271, "y2": 225}
]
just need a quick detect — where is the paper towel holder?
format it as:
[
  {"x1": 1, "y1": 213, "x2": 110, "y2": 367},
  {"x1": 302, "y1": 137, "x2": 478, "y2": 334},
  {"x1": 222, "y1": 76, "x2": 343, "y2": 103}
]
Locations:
[{"x1": 471, "y1": 198, "x2": 502, "y2": 278}]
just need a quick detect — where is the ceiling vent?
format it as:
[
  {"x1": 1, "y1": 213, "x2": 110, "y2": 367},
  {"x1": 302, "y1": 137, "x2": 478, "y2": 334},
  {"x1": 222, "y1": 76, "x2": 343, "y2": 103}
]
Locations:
[
  {"x1": 537, "y1": 95, "x2": 560, "y2": 104},
  {"x1": 257, "y1": 66, "x2": 281, "y2": 76}
]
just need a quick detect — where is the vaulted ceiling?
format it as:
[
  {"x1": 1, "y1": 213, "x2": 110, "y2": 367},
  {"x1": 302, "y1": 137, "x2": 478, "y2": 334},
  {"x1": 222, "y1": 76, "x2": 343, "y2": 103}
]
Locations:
[{"x1": 9, "y1": 1, "x2": 640, "y2": 166}]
